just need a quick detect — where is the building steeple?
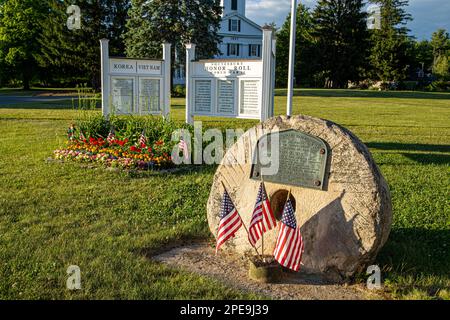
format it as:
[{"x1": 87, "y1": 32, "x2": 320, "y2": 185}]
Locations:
[{"x1": 221, "y1": 0, "x2": 246, "y2": 17}]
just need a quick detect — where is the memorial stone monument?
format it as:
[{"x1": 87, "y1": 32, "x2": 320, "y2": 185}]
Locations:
[{"x1": 207, "y1": 115, "x2": 393, "y2": 280}]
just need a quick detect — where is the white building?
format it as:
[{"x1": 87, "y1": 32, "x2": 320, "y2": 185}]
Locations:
[
  {"x1": 174, "y1": 0, "x2": 263, "y2": 85},
  {"x1": 217, "y1": 0, "x2": 263, "y2": 59}
]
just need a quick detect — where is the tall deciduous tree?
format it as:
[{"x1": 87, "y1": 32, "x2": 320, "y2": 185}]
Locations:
[
  {"x1": 312, "y1": 0, "x2": 370, "y2": 88},
  {"x1": 369, "y1": 0, "x2": 412, "y2": 83},
  {"x1": 124, "y1": 0, "x2": 222, "y2": 60},
  {"x1": 0, "y1": 0, "x2": 48, "y2": 89},
  {"x1": 276, "y1": 4, "x2": 316, "y2": 88},
  {"x1": 430, "y1": 29, "x2": 450, "y2": 80}
]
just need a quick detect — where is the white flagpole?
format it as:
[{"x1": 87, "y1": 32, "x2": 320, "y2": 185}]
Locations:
[{"x1": 287, "y1": 0, "x2": 298, "y2": 118}]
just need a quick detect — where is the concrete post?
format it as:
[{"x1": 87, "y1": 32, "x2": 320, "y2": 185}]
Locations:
[
  {"x1": 100, "y1": 39, "x2": 110, "y2": 118},
  {"x1": 261, "y1": 27, "x2": 274, "y2": 121},
  {"x1": 162, "y1": 42, "x2": 172, "y2": 117}
]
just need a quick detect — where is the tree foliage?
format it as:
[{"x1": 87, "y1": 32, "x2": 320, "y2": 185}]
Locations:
[
  {"x1": 311, "y1": 0, "x2": 370, "y2": 88},
  {"x1": 369, "y1": 0, "x2": 413, "y2": 82},
  {"x1": 276, "y1": 4, "x2": 316, "y2": 88},
  {"x1": 430, "y1": 29, "x2": 450, "y2": 80},
  {"x1": 37, "y1": 0, "x2": 130, "y2": 88},
  {"x1": 124, "y1": 0, "x2": 222, "y2": 60},
  {"x1": 0, "y1": 0, "x2": 48, "y2": 89}
]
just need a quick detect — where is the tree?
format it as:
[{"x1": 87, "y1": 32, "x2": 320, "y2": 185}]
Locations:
[
  {"x1": 124, "y1": 0, "x2": 222, "y2": 60},
  {"x1": 37, "y1": 0, "x2": 130, "y2": 88},
  {"x1": 369, "y1": 0, "x2": 412, "y2": 83},
  {"x1": 0, "y1": 0, "x2": 48, "y2": 89},
  {"x1": 276, "y1": 4, "x2": 316, "y2": 88},
  {"x1": 430, "y1": 29, "x2": 450, "y2": 80},
  {"x1": 312, "y1": 0, "x2": 370, "y2": 88}
]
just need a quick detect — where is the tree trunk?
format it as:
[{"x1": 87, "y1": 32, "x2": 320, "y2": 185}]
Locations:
[{"x1": 23, "y1": 72, "x2": 30, "y2": 90}]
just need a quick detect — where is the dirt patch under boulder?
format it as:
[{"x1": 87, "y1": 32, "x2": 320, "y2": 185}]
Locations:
[{"x1": 152, "y1": 242, "x2": 384, "y2": 300}]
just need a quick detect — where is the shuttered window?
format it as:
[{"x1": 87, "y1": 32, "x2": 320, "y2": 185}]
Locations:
[
  {"x1": 249, "y1": 44, "x2": 261, "y2": 57},
  {"x1": 229, "y1": 19, "x2": 240, "y2": 32},
  {"x1": 231, "y1": 0, "x2": 238, "y2": 11}
]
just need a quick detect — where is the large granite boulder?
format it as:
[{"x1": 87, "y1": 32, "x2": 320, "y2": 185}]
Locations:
[{"x1": 207, "y1": 115, "x2": 392, "y2": 280}]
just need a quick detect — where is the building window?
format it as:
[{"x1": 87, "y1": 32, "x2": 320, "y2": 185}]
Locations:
[
  {"x1": 228, "y1": 44, "x2": 240, "y2": 56},
  {"x1": 231, "y1": 0, "x2": 238, "y2": 11},
  {"x1": 249, "y1": 44, "x2": 261, "y2": 57},
  {"x1": 229, "y1": 19, "x2": 241, "y2": 32}
]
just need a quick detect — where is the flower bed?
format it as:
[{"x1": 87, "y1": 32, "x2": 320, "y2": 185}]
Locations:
[{"x1": 54, "y1": 136, "x2": 174, "y2": 170}]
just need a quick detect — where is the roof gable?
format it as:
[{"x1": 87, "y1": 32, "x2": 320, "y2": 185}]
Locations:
[{"x1": 222, "y1": 12, "x2": 263, "y2": 32}]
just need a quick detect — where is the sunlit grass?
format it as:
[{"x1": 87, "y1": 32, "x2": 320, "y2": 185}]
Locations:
[{"x1": 0, "y1": 89, "x2": 449, "y2": 299}]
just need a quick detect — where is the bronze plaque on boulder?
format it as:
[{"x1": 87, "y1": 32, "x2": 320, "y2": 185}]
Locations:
[{"x1": 250, "y1": 129, "x2": 328, "y2": 190}]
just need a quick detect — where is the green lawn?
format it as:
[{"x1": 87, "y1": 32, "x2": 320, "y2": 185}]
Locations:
[{"x1": 0, "y1": 89, "x2": 449, "y2": 300}]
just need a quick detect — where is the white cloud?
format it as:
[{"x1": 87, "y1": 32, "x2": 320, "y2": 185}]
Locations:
[{"x1": 246, "y1": 0, "x2": 450, "y2": 39}]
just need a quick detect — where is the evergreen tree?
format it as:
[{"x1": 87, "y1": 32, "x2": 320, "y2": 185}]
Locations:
[
  {"x1": 312, "y1": 0, "x2": 370, "y2": 88},
  {"x1": 276, "y1": 4, "x2": 316, "y2": 88},
  {"x1": 430, "y1": 29, "x2": 450, "y2": 80},
  {"x1": 124, "y1": 0, "x2": 222, "y2": 60},
  {"x1": 37, "y1": 0, "x2": 130, "y2": 88},
  {"x1": 0, "y1": 0, "x2": 48, "y2": 89},
  {"x1": 369, "y1": 0, "x2": 412, "y2": 83}
]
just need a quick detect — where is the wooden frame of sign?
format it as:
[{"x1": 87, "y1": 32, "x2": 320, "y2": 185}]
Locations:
[
  {"x1": 100, "y1": 39, "x2": 171, "y2": 118},
  {"x1": 185, "y1": 26, "x2": 276, "y2": 124}
]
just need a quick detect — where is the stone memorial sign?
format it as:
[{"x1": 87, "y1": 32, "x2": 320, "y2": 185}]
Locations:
[
  {"x1": 250, "y1": 130, "x2": 328, "y2": 190},
  {"x1": 185, "y1": 27, "x2": 276, "y2": 124},
  {"x1": 100, "y1": 39, "x2": 171, "y2": 117},
  {"x1": 207, "y1": 115, "x2": 393, "y2": 280}
]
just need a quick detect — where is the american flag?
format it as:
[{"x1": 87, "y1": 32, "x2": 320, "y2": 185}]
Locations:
[
  {"x1": 79, "y1": 130, "x2": 86, "y2": 141},
  {"x1": 107, "y1": 130, "x2": 115, "y2": 144},
  {"x1": 273, "y1": 198, "x2": 304, "y2": 271},
  {"x1": 138, "y1": 131, "x2": 147, "y2": 147},
  {"x1": 248, "y1": 182, "x2": 277, "y2": 247},
  {"x1": 216, "y1": 188, "x2": 243, "y2": 254},
  {"x1": 67, "y1": 125, "x2": 75, "y2": 141},
  {"x1": 178, "y1": 138, "x2": 189, "y2": 160}
]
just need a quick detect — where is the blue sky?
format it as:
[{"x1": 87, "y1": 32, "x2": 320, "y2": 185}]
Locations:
[{"x1": 246, "y1": 0, "x2": 450, "y2": 40}]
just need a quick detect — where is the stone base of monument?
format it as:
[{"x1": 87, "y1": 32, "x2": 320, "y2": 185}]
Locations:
[
  {"x1": 248, "y1": 256, "x2": 282, "y2": 283},
  {"x1": 207, "y1": 115, "x2": 393, "y2": 281}
]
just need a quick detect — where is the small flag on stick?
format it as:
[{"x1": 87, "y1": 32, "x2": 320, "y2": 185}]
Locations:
[
  {"x1": 178, "y1": 138, "x2": 189, "y2": 160},
  {"x1": 216, "y1": 186, "x2": 243, "y2": 254},
  {"x1": 67, "y1": 125, "x2": 75, "y2": 141},
  {"x1": 79, "y1": 130, "x2": 86, "y2": 142},
  {"x1": 107, "y1": 128, "x2": 115, "y2": 144},
  {"x1": 248, "y1": 182, "x2": 277, "y2": 247},
  {"x1": 273, "y1": 196, "x2": 304, "y2": 271},
  {"x1": 138, "y1": 130, "x2": 147, "y2": 147}
]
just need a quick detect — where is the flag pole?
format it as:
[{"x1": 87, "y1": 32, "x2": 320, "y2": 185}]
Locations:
[
  {"x1": 220, "y1": 180, "x2": 261, "y2": 258},
  {"x1": 287, "y1": 0, "x2": 298, "y2": 118},
  {"x1": 261, "y1": 177, "x2": 265, "y2": 261}
]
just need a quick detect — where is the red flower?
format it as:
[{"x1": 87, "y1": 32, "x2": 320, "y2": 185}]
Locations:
[
  {"x1": 140, "y1": 142, "x2": 147, "y2": 148},
  {"x1": 89, "y1": 137, "x2": 98, "y2": 145},
  {"x1": 155, "y1": 140, "x2": 164, "y2": 146},
  {"x1": 130, "y1": 146, "x2": 141, "y2": 153}
]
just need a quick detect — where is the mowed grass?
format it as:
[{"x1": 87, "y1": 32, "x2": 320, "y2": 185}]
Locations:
[{"x1": 0, "y1": 89, "x2": 449, "y2": 300}]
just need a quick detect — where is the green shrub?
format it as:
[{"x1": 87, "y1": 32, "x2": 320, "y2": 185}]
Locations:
[
  {"x1": 75, "y1": 113, "x2": 193, "y2": 151},
  {"x1": 426, "y1": 81, "x2": 450, "y2": 92},
  {"x1": 172, "y1": 85, "x2": 186, "y2": 97}
]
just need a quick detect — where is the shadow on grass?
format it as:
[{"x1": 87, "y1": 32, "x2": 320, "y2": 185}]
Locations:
[
  {"x1": 401, "y1": 153, "x2": 450, "y2": 165},
  {"x1": 378, "y1": 228, "x2": 450, "y2": 279},
  {"x1": 124, "y1": 164, "x2": 218, "y2": 179},
  {"x1": 367, "y1": 142, "x2": 450, "y2": 153},
  {"x1": 275, "y1": 89, "x2": 450, "y2": 100}
]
